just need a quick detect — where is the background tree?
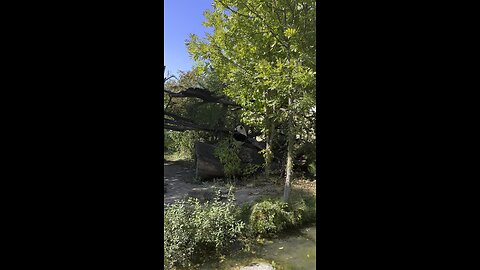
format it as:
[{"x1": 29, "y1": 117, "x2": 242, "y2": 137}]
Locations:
[{"x1": 187, "y1": 0, "x2": 316, "y2": 200}]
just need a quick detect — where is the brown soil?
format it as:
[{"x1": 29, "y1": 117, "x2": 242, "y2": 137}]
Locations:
[{"x1": 163, "y1": 160, "x2": 287, "y2": 206}]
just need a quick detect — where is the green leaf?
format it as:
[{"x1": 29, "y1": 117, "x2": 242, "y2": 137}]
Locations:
[{"x1": 284, "y1": 28, "x2": 297, "y2": 38}]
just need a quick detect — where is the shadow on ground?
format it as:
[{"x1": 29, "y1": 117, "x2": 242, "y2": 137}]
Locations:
[{"x1": 163, "y1": 160, "x2": 283, "y2": 206}]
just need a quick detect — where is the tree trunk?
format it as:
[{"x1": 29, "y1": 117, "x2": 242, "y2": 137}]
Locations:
[
  {"x1": 265, "y1": 121, "x2": 275, "y2": 181},
  {"x1": 283, "y1": 97, "x2": 294, "y2": 201}
]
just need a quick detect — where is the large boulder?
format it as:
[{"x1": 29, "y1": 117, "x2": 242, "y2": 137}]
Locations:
[{"x1": 194, "y1": 142, "x2": 264, "y2": 180}]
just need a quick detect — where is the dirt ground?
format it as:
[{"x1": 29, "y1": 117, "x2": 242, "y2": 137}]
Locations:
[{"x1": 164, "y1": 160, "x2": 300, "y2": 206}]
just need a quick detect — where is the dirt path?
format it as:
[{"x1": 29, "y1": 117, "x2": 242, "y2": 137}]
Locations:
[{"x1": 164, "y1": 160, "x2": 283, "y2": 206}]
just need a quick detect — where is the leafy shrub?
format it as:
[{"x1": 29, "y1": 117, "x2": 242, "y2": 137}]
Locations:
[
  {"x1": 214, "y1": 137, "x2": 242, "y2": 178},
  {"x1": 215, "y1": 137, "x2": 264, "y2": 179},
  {"x1": 248, "y1": 200, "x2": 292, "y2": 237},
  {"x1": 295, "y1": 141, "x2": 316, "y2": 178},
  {"x1": 287, "y1": 193, "x2": 316, "y2": 226},
  {"x1": 242, "y1": 164, "x2": 262, "y2": 177},
  {"x1": 164, "y1": 201, "x2": 195, "y2": 268},
  {"x1": 164, "y1": 130, "x2": 174, "y2": 153},
  {"x1": 244, "y1": 194, "x2": 316, "y2": 238},
  {"x1": 164, "y1": 193, "x2": 244, "y2": 269},
  {"x1": 165, "y1": 130, "x2": 207, "y2": 160}
]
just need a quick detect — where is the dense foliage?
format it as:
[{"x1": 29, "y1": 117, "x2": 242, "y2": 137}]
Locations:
[
  {"x1": 164, "y1": 130, "x2": 204, "y2": 160},
  {"x1": 241, "y1": 193, "x2": 316, "y2": 238},
  {"x1": 163, "y1": 1, "x2": 317, "y2": 267},
  {"x1": 164, "y1": 69, "x2": 245, "y2": 161},
  {"x1": 164, "y1": 69, "x2": 240, "y2": 134},
  {"x1": 188, "y1": 0, "x2": 316, "y2": 199},
  {"x1": 164, "y1": 191, "x2": 316, "y2": 269},
  {"x1": 214, "y1": 137, "x2": 242, "y2": 178},
  {"x1": 164, "y1": 194, "x2": 245, "y2": 269}
]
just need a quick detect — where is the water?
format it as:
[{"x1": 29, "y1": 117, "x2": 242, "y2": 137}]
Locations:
[
  {"x1": 199, "y1": 225, "x2": 316, "y2": 270},
  {"x1": 258, "y1": 226, "x2": 316, "y2": 270}
]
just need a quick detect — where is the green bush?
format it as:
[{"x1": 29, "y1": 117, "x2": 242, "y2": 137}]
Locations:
[
  {"x1": 248, "y1": 200, "x2": 292, "y2": 237},
  {"x1": 242, "y1": 163, "x2": 262, "y2": 177},
  {"x1": 296, "y1": 141, "x2": 316, "y2": 178},
  {"x1": 214, "y1": 137, "x2": 242, "y2": 178},
  {"x1": 214, "y1": 137, "x2": 264, "y2": 179},
  {"x1": 165, "y1": 130, "x2": 207, "y2": 160},
  {"x1": 244, "y1": 194, "x2": 316, "y2": 238},
  {"x1": 287, "y1": 193, "x2": 316, "y2": 226},
  {"x1": 164, "y1": 193, "x2": 244, "y2": 269},
  {"x1": 164, "y1": 201, "x2": 195, "y2": 268},
  {"x1": 164, "y1": 191, "x2": 316, "y2": 268}
]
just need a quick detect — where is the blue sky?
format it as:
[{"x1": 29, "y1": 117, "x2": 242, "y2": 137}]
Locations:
[{"x1": 164, "y1": 0, "x2": 213, "y2": 77}]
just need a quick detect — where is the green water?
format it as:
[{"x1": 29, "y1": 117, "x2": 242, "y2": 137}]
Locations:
[{"x1": 199, "y1": 225, "x2": 316, "y2": 270}]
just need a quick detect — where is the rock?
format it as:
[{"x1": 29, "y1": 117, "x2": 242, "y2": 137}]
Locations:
[
  {"x1": 194, "y1": 142, "x2": 264, "y2": 180},
  {"x1": 239, "y1": 262, "x2": 275, "y2": 270}
]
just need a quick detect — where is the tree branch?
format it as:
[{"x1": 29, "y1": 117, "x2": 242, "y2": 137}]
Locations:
[
  {"x1": 164, "y1": 87, "x2": 241, "y2": 108},
  {"x1": 216, "y1": 0, "x2": 253, "y2": 19},
  {"x1": 241, "y1": 2, "x2": 289, "y2": 50},
  {"x1": 164, "y1": 118, "x2": 231, "y2": 134}
]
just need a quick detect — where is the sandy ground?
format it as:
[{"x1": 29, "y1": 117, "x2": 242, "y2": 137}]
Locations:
[{"x1": 163, "y1": 160, "x2": 284, "y2": 206}]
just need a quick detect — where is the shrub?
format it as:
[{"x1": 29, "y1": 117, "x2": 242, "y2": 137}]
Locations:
[
  {"x1": 164, "y1": 201, "x2": 195, "y2": 268},
  {"x1": 164, "y1": 130, "x2": 212, "y2": 160},
  {"x1": 295, "y1": 141, "x2": 316, "y2": 178},
  {"x1": 242, "y1": 163, "x2": 262, "y2": 177},
  {"x1": 214, "y1": 137, "x2": 242, "y2": 178},
  {"x1": 248, "y1": 200, "x2": 292, "y2": 238},
  {"x1": 245, "y1": 194, "x2": 317, "y2": 238},
  {"x1": 164, "y1": 193, "x2": 244, "y2": 269},
  {"x1": 164, "y1": 192, "x2": 316, "y2": 268},
  {"x1": 287, "y1": 193, "x2": 316, "y2": 226}
]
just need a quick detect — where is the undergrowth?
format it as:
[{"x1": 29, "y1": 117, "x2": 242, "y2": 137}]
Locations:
[
  {"x1": 164, "y1": 189, "x2": 316, "y2": 269},
  {"x1": 164, "y1": 191, "x2": 244, "y2": 269}
]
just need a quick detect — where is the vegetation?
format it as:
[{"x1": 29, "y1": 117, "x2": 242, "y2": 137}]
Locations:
[
  {"x1": 164, "y1": 0, "x2": 316, "y2": 189},
  {"x1": 164, "y1": 190, "x2": 316, "y2": 269},
  {"x1": 241, "y1": 192, "x2": 316, "y2": 239},
  {"x1": 214, "y1": 137, "x2": 242, "y2": 178},
  {"x1": 164, "y1": 1, "x2": 316, "y2": 268},
  {"x1": 164, "y1": 193, "x2": 245, "y2": 269},
  {"x1": 164, "y1": 130, "x2": 204, "y2": 160},
  {"x1": 187, "y1": 0, "x2": 316, "y2": 200}
]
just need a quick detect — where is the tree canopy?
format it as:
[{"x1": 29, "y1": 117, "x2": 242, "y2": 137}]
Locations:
[{"x1": 187, "y1": 0, "x2": 316, "y2": 200}]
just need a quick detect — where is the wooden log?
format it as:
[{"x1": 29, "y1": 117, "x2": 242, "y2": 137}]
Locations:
[{"x1": 194, "y1": 141, "x2": 264, "y2": 180}]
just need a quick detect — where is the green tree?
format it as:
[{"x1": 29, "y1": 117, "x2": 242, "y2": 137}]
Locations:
[{"x1": 187, "y1": 0, "x2": 316, "y2": 200}]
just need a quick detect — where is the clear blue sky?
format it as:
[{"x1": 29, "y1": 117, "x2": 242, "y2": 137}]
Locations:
[{"x1": 164, "y1": 0, "x2": 213, "y2": 77}]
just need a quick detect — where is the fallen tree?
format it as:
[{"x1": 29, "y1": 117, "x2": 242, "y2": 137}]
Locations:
[
  {"x1": 164, "y1": 86, "x2": 242, "y2": 133},
  {"x1": 164, "y1": 66, "x2": 266, "y2": 179}
]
